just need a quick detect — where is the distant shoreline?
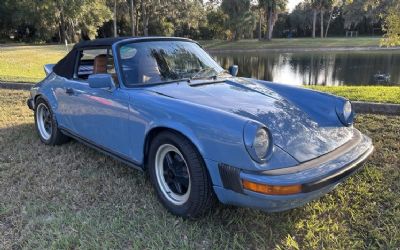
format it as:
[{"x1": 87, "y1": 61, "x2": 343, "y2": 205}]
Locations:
[{"x1": 207, "y1": 46, "x2": 400, "y2": 54}]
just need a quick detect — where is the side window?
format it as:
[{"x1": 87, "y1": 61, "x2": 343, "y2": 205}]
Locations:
[{"x1": 76, "y1": 48, "x2": 118, "y2": 84}]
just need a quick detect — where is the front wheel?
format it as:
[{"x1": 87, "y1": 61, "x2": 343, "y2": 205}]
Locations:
[
  {"x1": 34, "y1": 98, "x2": 69, "y2": 145},
  {"x1": 148, "y1": 131, "x2": 215, "y2": 218}
]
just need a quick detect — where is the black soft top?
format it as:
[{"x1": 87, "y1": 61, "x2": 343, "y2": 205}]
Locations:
[
  {"x1": 72, "y1": 37, "x2": 131, "y2": 50},
  {"x1": 52, "y1": 36, "x2": 195, "y2": 79},
  {"x1": 53, "y1": 37, "x2": 130, "y2": 78}
]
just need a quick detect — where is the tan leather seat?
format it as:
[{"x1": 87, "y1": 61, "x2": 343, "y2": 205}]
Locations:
[{"x1": 93, "y1": 54, "x2": 107, "y2": 74}]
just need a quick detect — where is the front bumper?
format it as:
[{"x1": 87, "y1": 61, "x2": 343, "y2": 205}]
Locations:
[{"x1": 211, "y1": 130, "x2": 374, "y2": 212}]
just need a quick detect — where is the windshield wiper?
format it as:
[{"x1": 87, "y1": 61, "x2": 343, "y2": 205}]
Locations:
[
  {"x1": 209, "y1": 70, "x2": 231, "y2": 79},
  {"x1": 190, "y1": 67, "x2": 217, "y2": 80}
]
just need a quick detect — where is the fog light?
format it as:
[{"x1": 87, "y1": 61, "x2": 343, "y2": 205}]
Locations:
[{"x1": 242, "y1": 180, "x2": 302, "y2": 195}]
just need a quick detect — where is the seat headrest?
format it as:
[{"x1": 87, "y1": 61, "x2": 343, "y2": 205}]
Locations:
[{"x1": 93, "y1": 54, "x2": 108, "y2": 74}]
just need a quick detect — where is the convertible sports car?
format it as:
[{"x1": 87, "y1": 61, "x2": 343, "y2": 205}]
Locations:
[{"x1": 27, "y1": 37, "x2": 374, "y2": 218}]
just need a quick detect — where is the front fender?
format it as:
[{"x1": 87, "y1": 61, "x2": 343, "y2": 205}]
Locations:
[
  {"x1": 257, "y1": 80, "x2": 348, "y2": 127},
  {"x1": 129, "y1": 90, "x2": 299, "y2": 172},
  {"x1": 145, "y1": 120, "x2": 207, "y2": 159},
  {"x1": 130, "y1": 90, "x2": 249, "y2": 165}
]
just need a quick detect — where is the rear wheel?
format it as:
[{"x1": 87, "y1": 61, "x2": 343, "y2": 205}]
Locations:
[
  {"x1": 148, "y1": 131, "x2": 215, "y2": 218},
  {"x1": 34, "y1": 98, "x2": 69, "y2": 145}
]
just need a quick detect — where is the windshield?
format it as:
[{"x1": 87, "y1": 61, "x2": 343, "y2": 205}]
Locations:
[{"x1": 118, "y1": 41, "x2": 224, "y2": 86}]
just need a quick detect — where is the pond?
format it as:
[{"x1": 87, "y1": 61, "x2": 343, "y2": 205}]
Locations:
[{"x1": 211, "y1": 50, "x2": 400, "y2": 86}]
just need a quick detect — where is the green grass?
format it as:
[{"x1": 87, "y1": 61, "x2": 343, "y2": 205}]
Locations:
[
  {"x1": 309, "y1": 86, "x2": 400, "y2": 104},
  {"x1": 0, "y1": 44, "x2": 67, "y2": 82},
  {"x1": 0, "y1": 89, "x2": 399, "y2": 249},
  {"x1": 200, "y1": 37, "x2": 384, "y2": 50}
]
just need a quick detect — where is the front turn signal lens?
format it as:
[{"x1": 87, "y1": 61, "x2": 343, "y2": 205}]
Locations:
[{"x1": 242, "y1": 180, "x2": 302, "y2": 195}]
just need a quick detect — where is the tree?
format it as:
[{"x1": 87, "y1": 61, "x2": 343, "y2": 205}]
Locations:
[
  {"x1": 113, "y1": 0, "x2": 118, "y2": 37},
  {"x1": 309, "y1": 0, "x2": 332, "y2": 39},
  {"x1": 325, "y1": 0, "x2": 340, "y2": 37},
  {"x1": 290, "y1": 1, "x2": 314, "y2": 36},
  {"x1": 381, "y1": 10, "x2": 400, "y2": 46},
  {"x1": 221, "y1": 0, "x2": 256, "y2": 40},
  {"x1": 342, "y1": 0, "x2": 370, "y2": 31},
  {"x1": 206, "y1": 9, "x2": 228, "y2": 39},
  {"x1": 26, "y1": 0, "x2": 112, "y2": 42},
  {"x1": 342, "y1": 0, "x2": 397, "y2": 37},
  {"x1": 310, "y1": 0, "x2": 318, "y2": 38},
  {"x1": 380, "y1": 1, "x2": 400, "y2": 46},
  {"x1": 130, "y1": 0, "x2": 136, "y2": 36},
  {"x1": 259, "y1": 0, "x2": 287, "y2": 40}
]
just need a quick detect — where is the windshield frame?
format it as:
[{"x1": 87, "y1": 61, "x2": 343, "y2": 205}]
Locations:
[{"x1": 114, "y1": 38, "x2": 224, "y2": 88}]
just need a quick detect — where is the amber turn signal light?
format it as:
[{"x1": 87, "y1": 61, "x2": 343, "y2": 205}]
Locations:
[{"x1": 242, "y1": 180, "x2": 302, "y2": 195}]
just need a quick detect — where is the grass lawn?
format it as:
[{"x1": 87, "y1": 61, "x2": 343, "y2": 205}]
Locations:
[
  {"x1": 0, "y1": 44, "x2": 67, "y2": 82},
  {"x1": 0, "y1": 88, "x2": 399, "y2": 249},
  {"x1": 308, "y1": 86, "x2": 400, "y2": 104},
  {"x1": 200, "y1": 37, "x2": 384, "y2": 50}
]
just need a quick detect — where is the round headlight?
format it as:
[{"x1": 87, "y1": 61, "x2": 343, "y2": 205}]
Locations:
[
  {"x1": 336, "y1": 99, "x2": 354, "y2": 126},
  {"x1": 253, "y1": 128, "x2": 269, "y2": 159},
  {"x1": 243, "y1": 122, "x2": 273, "y2": 163},
  {"x1": 343, "y1": 101, "x2": 352, "y2": 120}
]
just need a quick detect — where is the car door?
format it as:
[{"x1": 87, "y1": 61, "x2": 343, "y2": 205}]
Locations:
[
  {"x1": 52, "y1": 75, "x2": 76, "y2": 130},
  {"x1": 64, "y1": 47, "x2": 133, "y2": 159}
]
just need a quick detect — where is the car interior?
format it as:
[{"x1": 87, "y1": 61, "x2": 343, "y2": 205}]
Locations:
[
  {"x1": 120, "y1": 47, "x2": 162, "y2": 85},
  {"x1": 76, "y1": 48, "x2": 118, "y2": 84}
]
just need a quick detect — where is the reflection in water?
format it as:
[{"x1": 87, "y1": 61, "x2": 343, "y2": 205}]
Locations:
[{"x1": 212, "y1": 51, "x2": 400, "y2": 86}]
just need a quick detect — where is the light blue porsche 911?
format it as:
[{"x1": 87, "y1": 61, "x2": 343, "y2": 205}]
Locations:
[{"x1": 27, "y1": 37, "x2": 374, "y2": 218}]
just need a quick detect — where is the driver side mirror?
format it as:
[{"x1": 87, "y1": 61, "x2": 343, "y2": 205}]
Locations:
[
  {"x1": 88, "y1": 74, "x2": 115, "y2": 90},
  {"x1": 229, "y1": 65, "x2": 239, "y2": 77}
]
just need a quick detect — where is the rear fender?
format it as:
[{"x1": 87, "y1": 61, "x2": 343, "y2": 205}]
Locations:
[{"x1": 44, "y1": 64, "x2": 55, "y2": 76}]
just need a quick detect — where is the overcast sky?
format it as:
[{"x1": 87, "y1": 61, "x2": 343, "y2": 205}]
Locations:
[
  {"x1": 206, "y1": 0, "x2": 304, "y2": 13},
  {"x1": 287, "y1": 0, "x2": 303, "y2": 12}
]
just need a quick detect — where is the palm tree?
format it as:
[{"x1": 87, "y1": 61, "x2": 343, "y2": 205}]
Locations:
[
  {"x1": 310, "y1": 0, "x2": 319, "y2": 39},
  {"x1": 259, "y1": 0, "x2": 287, "y2": 40},
  {"x1": 310, "y1": 0, "x2": 332, "y2": 39},
  {"x1": 325, "y1": 0, "x2": 339, "y2": 37},
  {"x1": 130, "y1": 0, "x2": 136, "y2": 36},
  {"x1": 113, "y1": 0, "x2": 117, "y2": 37}
]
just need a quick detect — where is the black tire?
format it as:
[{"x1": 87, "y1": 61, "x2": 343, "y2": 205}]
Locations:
[
  {"x1": 34, "y1": 97, "x2": 70, "y2": 145},
  {"x1": 148, "y1": 131, "x2": 216, "y2": 218}
]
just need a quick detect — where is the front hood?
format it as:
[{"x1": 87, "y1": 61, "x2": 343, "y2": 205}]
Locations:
[{"x1": 147, "y1": 78, "x2": 353, "y2": 162}]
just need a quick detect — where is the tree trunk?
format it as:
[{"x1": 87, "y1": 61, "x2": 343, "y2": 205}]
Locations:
[
  {"x1": 144, "y1": 15, "x2": 149, "y2": 36},
  {"x1": 58, "y1": 2, "x2": 66, "y2": 43},
  {"x1": 141, "y1": 0, "x2": 148, "y2": 36},
  {"x1": 312, "y1": 8, "x2": 317, "y2": 39},
  {"x1": 136, "y1": 7, "x2": 139, "y2": 35},
  {"x1": 325, "y1": 7, "x2": 334, "y2": 38},
  {"x1": 267, "y1": 7, "x2": 273, "y2": 40},
  {"x1": 59, "y1": 16, "x2": 66, "y2": 43},
  {"x1": 258, "y1": 9, "x2": 262, "y2": 40},
  {"x1": 113, "y1": 0, "x2": 118, "y2": 37},
  {"x1": 130, "y1": 0, "x2": 136, "y2": 36},
  {"x1": 320, "y1": 9, "x2": 324, "y2": 38}
]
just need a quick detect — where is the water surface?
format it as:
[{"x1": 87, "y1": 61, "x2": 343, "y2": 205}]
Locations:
[{"x1": 211, "y1": 51, "x2": 400, "y2": 86}]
